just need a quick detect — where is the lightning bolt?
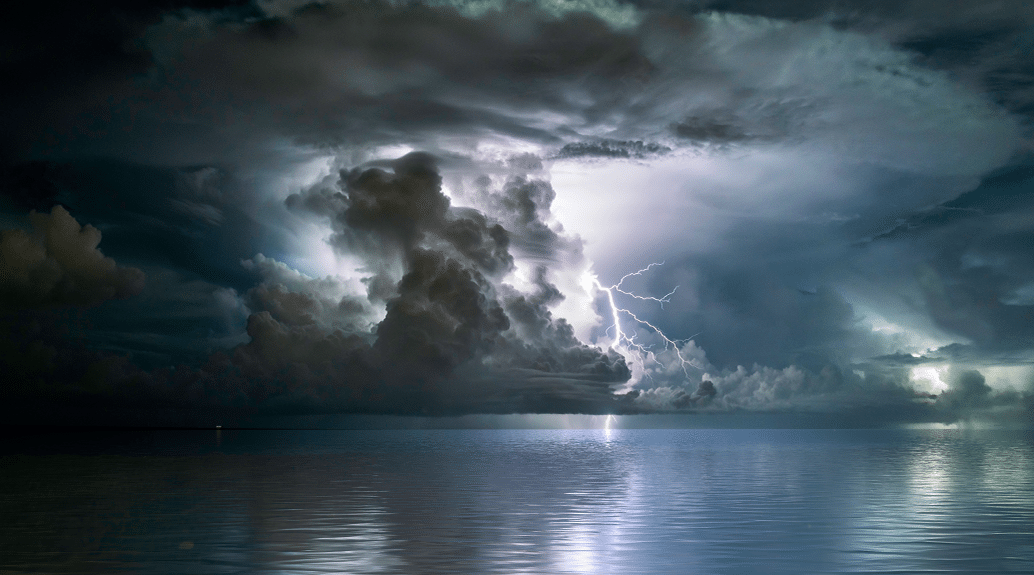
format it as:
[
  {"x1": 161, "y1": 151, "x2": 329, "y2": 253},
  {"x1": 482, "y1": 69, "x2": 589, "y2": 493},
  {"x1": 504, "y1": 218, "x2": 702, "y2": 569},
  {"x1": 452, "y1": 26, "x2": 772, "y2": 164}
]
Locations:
[{"x1": 593, "y1": 262, "x2": 703, "y2": 385}]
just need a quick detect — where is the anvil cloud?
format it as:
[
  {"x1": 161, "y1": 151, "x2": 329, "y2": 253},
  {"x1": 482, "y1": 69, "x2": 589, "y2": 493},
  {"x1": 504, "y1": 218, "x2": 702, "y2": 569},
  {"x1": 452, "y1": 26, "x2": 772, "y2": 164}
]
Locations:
[{"x1": 1, "y1": 0, "x2": 1032, "y2": 427}]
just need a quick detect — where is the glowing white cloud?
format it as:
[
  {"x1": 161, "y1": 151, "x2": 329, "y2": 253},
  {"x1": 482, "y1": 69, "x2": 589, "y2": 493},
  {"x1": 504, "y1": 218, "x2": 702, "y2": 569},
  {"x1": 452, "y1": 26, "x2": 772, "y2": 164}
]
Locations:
[{"x1": 910, "y1": 365, "x2": 949, "y2": 394}]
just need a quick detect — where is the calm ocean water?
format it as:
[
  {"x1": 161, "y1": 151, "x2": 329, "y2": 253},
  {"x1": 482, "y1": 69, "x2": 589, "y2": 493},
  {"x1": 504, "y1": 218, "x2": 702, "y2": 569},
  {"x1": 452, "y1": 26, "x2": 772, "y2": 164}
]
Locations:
[{"x1": 1, "y1": 428, "x2": 1032, "y2": 574}]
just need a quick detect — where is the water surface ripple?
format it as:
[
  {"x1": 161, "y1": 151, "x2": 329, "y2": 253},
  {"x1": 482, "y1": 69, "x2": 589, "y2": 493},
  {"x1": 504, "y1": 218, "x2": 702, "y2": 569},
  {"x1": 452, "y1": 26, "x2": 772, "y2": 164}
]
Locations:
[{"x1": 2, "y1": 429, "x2": 1032, "y2": 574}]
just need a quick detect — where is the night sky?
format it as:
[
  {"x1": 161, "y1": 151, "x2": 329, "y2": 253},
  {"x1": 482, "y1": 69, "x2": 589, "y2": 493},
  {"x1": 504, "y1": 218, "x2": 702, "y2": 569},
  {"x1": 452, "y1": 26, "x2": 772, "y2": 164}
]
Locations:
[{"x1": 2, "y1": 0, "x2": 1033, "y2": 427}]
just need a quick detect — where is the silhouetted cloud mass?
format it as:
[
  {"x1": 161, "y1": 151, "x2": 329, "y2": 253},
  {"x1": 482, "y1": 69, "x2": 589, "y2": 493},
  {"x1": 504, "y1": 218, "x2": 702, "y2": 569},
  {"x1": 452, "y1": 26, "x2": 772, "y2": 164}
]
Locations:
[{"x1": 0, "y1": 206, "x2": 144, "y2": 310}]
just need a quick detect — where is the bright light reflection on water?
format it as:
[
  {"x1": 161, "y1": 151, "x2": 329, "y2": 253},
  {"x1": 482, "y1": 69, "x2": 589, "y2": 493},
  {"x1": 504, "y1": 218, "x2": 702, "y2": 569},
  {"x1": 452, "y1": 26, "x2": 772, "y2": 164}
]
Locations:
[{"x1": 2, "y1": 429, "x2": 1032, "y2": 574}]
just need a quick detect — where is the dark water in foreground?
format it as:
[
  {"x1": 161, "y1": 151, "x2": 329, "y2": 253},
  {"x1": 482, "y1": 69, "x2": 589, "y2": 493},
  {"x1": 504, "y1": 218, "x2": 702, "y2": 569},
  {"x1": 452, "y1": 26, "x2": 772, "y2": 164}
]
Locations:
[{"x1": 1, "y1": 429, "x2": 1032, "y2": 574}]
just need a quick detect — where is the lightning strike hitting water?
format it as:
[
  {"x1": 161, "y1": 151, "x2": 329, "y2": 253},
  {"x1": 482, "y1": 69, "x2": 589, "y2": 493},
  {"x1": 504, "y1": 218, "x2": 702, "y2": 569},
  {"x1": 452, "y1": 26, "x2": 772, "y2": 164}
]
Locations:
[{"x1": 593, "y1": 263, "x2": 703, "y2": 384}]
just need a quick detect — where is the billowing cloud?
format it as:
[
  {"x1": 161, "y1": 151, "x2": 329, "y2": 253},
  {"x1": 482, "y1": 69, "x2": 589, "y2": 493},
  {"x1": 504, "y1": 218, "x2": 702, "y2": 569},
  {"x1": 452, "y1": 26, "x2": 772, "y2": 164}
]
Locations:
[
  {"x1": 2, "y1": 0, "x2": 1033, "y2": 426},
  {"x1": 0, "y1": 206, "x2": 144, "y2": 310},
  {"x1": 222, "y1": 153, "x2": 631, "y2": 414},
  {"x1": 242, "y1": 253, "x2": 376, "y2": 331}
]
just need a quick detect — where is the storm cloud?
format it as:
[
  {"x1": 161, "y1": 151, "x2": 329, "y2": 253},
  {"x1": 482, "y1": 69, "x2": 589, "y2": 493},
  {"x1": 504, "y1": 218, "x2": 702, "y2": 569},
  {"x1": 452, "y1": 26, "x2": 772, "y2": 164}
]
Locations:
[
  {"x1": 1, "y1": 0, "x2": 1033, "y2": 427},
  {"x1": 179, "y1": 153, "x2": 629, "y2": 416},
  {"x1": 0, "y1": 206, "x2": 144, "y2": 310}
]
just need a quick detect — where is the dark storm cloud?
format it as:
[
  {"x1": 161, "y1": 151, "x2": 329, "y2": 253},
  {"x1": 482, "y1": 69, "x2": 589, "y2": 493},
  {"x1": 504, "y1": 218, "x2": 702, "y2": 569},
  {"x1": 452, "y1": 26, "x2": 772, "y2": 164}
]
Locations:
[
  {"x1": 77, "y1": 268, "x2": 250, "y2": 368},
  {"x1": 218, "y1": 153, "x2": 631, "y2": 415},
  {"x1": 689, "y1": 0, "x2": 1034, "y2": 125},
  {"x1": 0, "y1": 159, "x2": 266, "y2": 291},
  {"x1": 0, "y1": 209, "x2": 254, "y2": 425},
  {"x1": 669, "y1": 98, "x2": 815, "y2": 145},
  {"x1": 935, "y1": 368, "x2": 998, "y2": 412},
  {"x1": 337, "y1": 153, "x2": 453, "y2": 252},
  {"x1": 3, "y1": 0, "x2": 1034, "y2": 427},
  {"x1": 860, "y1": 158, "x2": 1034, "y2": 354},
  {"x1": 482, "y1": 176, "x2": 570, "y2": 263},
  {"x1": 7, "y1": 0, "x2": 1032, "y2": 164},
  {"x1": 7, "y1": 0, "x2": 655, "y2": 163},
  {"x1": 641, "y1": 259, "x2": 872, "y2": 371},
  {"x1": 867, "y1": 352, "x2": 944, "y2": 367},
  {"x1": 613, "y1": 157, "x2": 1034, "y2": 423},
  {"x1": 8, "y1": 0, "x2": 1024, "y2": 170},
  {"x1": 0, "y1": 207, "x2": 145, "y2": 310},
  {"x1": 0, "y1": 1, "x2": 259, "y2": 163},
  {"x1": 285, "y1": 144, "x2": 1033, "y2": 425},
  {"x1": 247, "y1": 278, "x2": 351, "y2": 328},
  {"x1": 0, "y1": 162, "x2": 63, "y2": 212},
  {"x1": 671, "y1": 116, "x2": 751, "y2": 143},
  {"x1": 373, "y1": 248, "x2": 511, "y2": 378},
  {"x1": 555, "y1": 140, "x2": 672, "y2": 159},
  {"x1": 0, "y1": 157, "x2": 281, "y2": 381},
  {"x1": 858, "y1": 355, "x2": 1032, "y2": 424},
  {"x1": 494, "y1": 276, "x2": 630, "y2": 388}
]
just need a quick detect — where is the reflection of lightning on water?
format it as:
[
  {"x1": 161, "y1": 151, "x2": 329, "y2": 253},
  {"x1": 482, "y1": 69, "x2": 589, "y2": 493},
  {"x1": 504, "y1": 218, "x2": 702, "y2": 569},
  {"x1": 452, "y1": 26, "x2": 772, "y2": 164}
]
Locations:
[{"x1": 593, "y1": 262, "x2": 702, "y2": 382}]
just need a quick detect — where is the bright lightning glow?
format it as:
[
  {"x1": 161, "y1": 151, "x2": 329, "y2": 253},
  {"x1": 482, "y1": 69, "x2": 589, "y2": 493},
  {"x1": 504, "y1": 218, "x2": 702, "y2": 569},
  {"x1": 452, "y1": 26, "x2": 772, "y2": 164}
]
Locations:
[
  {"x1": 910, "y1": 365, "x2": 949, "y2": 394},
  {"x1": 593, "y1": 262, "x2": 703, "y2": 387}
]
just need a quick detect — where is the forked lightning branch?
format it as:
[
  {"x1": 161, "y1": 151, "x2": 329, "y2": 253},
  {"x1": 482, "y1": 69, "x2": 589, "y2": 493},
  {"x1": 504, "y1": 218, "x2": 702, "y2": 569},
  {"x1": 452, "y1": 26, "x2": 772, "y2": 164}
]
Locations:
[{"x1": 592, "y1": 262, "x2": 702, "y2": 383}]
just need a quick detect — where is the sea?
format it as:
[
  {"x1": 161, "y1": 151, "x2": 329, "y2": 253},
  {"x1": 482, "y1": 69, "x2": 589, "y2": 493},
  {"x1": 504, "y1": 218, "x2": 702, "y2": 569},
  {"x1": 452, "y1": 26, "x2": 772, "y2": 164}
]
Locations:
[{"x1": 1, "y1": 428, "x2": 1032, "y2": 574}]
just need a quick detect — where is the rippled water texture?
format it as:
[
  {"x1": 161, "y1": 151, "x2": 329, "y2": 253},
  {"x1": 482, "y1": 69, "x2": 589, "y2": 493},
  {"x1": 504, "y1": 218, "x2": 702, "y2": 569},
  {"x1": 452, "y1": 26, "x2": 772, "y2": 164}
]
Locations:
[{"x1": 2, "y1": 429, "x2": 1032, "y2": 574}]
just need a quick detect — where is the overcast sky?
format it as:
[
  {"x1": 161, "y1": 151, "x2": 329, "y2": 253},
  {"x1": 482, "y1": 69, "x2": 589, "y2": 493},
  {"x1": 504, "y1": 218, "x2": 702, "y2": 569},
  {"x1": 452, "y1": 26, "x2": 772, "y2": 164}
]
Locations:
[{"x1": 2, "y1": 0, "x2": 1032, "y2": 427}]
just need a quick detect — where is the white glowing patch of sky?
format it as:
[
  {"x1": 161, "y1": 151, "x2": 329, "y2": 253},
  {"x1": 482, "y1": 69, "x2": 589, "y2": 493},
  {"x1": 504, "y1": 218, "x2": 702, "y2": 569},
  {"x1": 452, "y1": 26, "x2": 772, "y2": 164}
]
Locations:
[
  {"x1": 262, "y1": 154, "x2": 343, "y2": 277},
  {"x1": 910, "y1": 364, "x2": 1031, "y2": 396},
  {"x1": 550, "y1": 149, "x2": 854, "y2": 276},
  {"x1": 288, "y1": 223, "x2": 382, "y2": 290},
  {"x1": 501, "y1": 261, "x2": 539, "y2": 297},
  {"x1": 861, "y1": 310, "x2": 957, "y2": 357},
  {"x1": 550, "y1": 155, "x2": 716, "y2": 275},
  {"x1": 498, "y1": 255, "x2": 600, "y2": 345},
  {"x1": 369, "y1": 144, "x2": 417, "y2": 162},
  {"x1": 472, "y1": 139, "x2": 548, "y2": 166},
  {"x1": 289, "y1": 221, "x2": 341, "y2": 279},
  {"x1": 550, "y1": 146, "x2": 1007, "y2": 281},
  {"x1": 549, "y1": 149, "x2": 957, "y2": 368},
  {"x1": 981, "y1": 365, "x2": 1034, "y2": 393},
  {"x1": 910, "y1": 365, "x2": 949, "y2": 394},
  {"x1": 545, "y1": 262, "x2": 601, "y2": 344}
]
